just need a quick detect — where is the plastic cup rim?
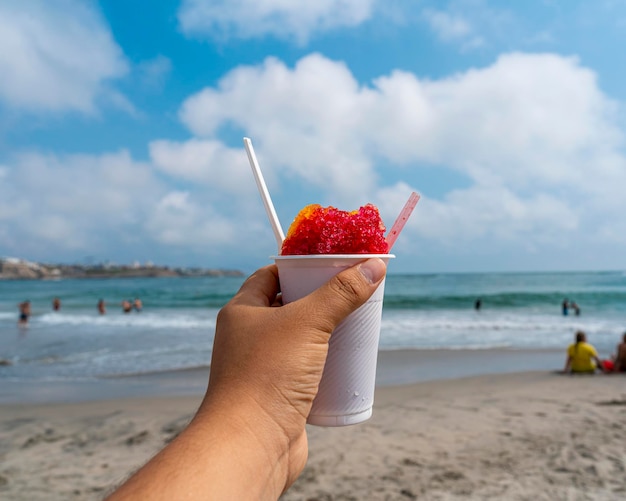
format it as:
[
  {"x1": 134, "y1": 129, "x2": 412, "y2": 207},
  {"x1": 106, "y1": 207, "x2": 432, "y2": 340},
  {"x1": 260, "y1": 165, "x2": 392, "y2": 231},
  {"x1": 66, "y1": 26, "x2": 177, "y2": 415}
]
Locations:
[{"x1": 271, "y1": 254, "x2": 395, "y2": 260}]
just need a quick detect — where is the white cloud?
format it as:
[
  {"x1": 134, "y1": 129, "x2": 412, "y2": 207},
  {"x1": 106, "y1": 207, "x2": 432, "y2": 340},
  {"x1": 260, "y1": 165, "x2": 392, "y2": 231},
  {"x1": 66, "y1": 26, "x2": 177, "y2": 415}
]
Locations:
[
  {"x1": 422, "y1": 8, "x2": 484, "y2": 49},
  {"x1": 369, "y1": 53, "x2": 623, "y2": 181},
  {"x1": 420, "y1": 0, "x2": 523, "y2": 53},
  {"x1": 145, "y1": 191, "x2": 236, "y2": 247},
  {"x1": 0, "y1": 151, "x2": 159, "y2": 250},
  {"x1": 423, "y1": 9, "x2": 471, "y2": 40},
  {"x1": 179, "y1": 54, "x2": 379, "y2": 206},
  {"x1": 414, "y1": 188, "x2": 576, "y2": 243},
  {"x1": 149, "y1": 138, "x2": 254, "y2": 194},
  {"x1": 0, "y1": 0, "x2": 128, "y2": 113},
  {"x1": 178, "y1": 0, "x2": 377, "y2": 43},
  {"x1": 375, "y1": 53, "x2": 626, "y2": 250},
  {"x1": 0, "y1": 148, "x2": 274, "y2": 264},
  {"x1": 4, "y1": 48, "x2": 626, "y2": 270},
  {"x1": 174, "y1": 52, "x2": 626, "y2": 257},
  {"x1": 137, "y1": 55, "x2": 172, "y2": 90}
]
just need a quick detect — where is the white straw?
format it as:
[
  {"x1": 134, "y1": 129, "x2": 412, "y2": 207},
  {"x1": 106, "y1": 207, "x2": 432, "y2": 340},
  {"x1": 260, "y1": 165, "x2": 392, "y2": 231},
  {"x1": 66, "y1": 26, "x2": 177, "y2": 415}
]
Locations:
[{"x1": 243, "y1": 137, "x2": 285, "y2": 250}]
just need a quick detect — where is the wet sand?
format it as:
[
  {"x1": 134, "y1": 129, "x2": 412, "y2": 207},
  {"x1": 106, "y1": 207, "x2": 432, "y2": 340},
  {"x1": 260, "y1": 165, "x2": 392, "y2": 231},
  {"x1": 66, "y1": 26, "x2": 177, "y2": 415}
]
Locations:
[
  {"x1": 1, "y1": 370, "x2": 625, "y2": 500},
  {"x1": 0, "y1": 348, "x2": 564, "y2": 405}
]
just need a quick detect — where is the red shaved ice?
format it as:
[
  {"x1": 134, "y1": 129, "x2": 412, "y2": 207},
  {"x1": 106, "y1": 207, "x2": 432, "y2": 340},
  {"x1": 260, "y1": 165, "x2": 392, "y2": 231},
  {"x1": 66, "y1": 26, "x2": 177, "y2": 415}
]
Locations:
[{"x1": 280, "y1": 203, "x2": 389, "y2": 255}]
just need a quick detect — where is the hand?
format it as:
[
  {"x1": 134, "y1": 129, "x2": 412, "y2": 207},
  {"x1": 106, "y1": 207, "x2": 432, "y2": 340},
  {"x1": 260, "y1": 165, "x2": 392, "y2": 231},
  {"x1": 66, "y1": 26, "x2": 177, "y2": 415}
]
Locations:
[
  {"x1": 107, "y1": 258, "x2": 387, "y2": 500},
  {"x1": 201, "y1": 258, "x2": 388, "y2": 494}
]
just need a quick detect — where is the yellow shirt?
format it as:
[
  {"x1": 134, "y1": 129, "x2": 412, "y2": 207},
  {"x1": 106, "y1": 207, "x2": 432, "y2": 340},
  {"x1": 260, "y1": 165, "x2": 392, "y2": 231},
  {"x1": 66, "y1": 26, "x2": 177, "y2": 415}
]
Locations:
[{"x1": 567, "y1": 342, "x2": 598, "y2": 372}]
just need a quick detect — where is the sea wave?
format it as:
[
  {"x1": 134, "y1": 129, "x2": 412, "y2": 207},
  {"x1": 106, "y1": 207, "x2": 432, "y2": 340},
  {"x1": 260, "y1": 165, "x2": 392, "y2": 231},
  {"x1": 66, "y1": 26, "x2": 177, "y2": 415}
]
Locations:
[
  {"x1": 383, "y1": 291, "x2": 626, "y2": 310},
  {"x1": 379, "y1": 311, "x2": 623, "y2": 352},
  {"x1": 36, "y1": 311, "x2": 218, "y2": 330}
]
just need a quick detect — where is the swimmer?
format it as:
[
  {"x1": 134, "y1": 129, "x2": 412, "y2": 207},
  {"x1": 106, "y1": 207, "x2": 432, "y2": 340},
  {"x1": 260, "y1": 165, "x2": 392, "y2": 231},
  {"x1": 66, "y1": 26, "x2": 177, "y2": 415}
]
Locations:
[
  {"x1": 133, "y1": 298, "x2": 143, "y2": 312},
  {"x1": 18, "y1": 300, "x2": 31, "y2": 326}
]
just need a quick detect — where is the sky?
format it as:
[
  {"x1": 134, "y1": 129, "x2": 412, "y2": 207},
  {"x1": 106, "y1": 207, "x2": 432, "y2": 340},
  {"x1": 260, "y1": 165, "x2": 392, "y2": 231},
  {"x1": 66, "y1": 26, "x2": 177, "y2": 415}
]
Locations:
[{"x1": 1, "y1": 0, "x2": 626, "y2": 274}]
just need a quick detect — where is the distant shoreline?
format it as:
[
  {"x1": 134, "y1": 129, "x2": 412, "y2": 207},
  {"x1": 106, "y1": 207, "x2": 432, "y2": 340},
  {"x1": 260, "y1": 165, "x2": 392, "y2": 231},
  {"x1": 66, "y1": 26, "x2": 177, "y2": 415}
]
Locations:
[{"x1": 0, "y1": 257, "x2": 244, "y2": 281}]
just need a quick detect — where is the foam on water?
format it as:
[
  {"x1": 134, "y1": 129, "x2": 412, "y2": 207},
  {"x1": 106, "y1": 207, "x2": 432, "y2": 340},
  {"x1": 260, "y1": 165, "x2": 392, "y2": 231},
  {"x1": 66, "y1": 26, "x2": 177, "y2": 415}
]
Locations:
[
  {"x1": 37, "y1": 311, "x2": 217, "y2": 330},
  {"x1": 380, "y1": 309, "x2": 623, "y2": 354},
  {"x1": 2, "y1": 272, "x2": 626, "y2": 385}
]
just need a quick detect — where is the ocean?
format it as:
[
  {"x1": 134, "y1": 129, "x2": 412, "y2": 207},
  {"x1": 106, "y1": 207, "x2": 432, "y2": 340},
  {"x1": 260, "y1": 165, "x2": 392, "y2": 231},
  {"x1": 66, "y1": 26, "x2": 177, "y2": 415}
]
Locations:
[{"x1": 1, "y1": 270, "x2": 625, "y2": 400}]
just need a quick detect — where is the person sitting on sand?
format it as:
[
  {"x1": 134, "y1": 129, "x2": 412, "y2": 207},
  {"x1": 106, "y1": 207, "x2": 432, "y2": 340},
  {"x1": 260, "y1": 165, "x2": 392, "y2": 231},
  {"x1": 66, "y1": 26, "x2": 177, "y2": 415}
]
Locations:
[
  {"x1": 613, "y1": 332, "x2": 626, "y2": 373},
  {"x1": 106, "y1": 259, "x2": 388, "y2": 500},
  {"x1": 17, "y1": 300, "x2": 31, "y2": 326},
  {"x1": 563, "y1": 331, "x2": 605, "y2": 374}
]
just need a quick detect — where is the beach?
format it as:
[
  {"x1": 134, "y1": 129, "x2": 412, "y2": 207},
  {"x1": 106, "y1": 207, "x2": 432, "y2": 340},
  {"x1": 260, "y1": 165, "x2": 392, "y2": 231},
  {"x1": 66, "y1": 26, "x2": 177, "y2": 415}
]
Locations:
[
  {"x1": 2, "y1": 272, "x2": 626, "y2": 499},
  {"x1": 2, "y1": 365, "x2": 625, "y2": 500}
]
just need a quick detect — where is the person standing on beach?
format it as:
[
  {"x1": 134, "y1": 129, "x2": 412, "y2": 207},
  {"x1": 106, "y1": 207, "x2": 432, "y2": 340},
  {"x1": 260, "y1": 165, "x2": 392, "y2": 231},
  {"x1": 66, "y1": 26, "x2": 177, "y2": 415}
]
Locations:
[
  {"x1": 98, "y1": 299, "x2": 106, "y2": 315},
  {"x1": 106, "y1": 259, "x2": 387, "y2": 501},
  {"x1": 613, "y1": 332, "x2": 626, "y2": 373},
  {"x1": 563, "y1": 331, "x2": 605, "y2": 374},
  {"x1": 17, "y1": 300, "x2": 31, "y2": 326}
]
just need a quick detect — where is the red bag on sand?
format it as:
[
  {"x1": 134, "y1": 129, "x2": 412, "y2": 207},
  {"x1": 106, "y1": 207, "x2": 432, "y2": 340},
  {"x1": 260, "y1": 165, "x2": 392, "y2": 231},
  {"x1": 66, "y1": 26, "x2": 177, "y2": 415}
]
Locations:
[{"x1": 603, "y1": 359, "x2": 614, "y2": 371}]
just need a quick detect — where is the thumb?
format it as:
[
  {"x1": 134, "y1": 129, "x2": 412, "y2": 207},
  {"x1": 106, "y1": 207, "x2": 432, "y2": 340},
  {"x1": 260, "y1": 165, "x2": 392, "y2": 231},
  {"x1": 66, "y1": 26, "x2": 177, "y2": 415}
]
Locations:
[{"x1": 297, "y1": 258, "x2": 388, "y2": 334}]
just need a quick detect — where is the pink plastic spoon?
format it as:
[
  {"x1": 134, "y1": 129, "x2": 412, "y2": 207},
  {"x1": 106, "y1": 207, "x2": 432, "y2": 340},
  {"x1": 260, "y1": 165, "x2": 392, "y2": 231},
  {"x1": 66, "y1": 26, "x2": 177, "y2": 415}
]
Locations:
[{"x1": 385, "y1": 192, "x2": 420, "y2": 251}]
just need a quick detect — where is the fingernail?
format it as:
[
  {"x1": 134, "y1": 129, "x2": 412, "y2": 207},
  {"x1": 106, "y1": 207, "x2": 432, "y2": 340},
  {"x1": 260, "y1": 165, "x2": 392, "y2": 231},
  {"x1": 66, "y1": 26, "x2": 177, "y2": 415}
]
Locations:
[{"x1": 358, "y1": 258, "x2": 387, "y2": 284}]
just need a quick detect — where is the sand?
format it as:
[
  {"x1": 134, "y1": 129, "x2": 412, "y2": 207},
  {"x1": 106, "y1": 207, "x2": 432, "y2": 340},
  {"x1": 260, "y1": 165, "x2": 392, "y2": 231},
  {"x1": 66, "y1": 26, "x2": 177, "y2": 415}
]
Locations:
[{"x1": 1, "y1": 372, "x2": 625, "y2": 501}]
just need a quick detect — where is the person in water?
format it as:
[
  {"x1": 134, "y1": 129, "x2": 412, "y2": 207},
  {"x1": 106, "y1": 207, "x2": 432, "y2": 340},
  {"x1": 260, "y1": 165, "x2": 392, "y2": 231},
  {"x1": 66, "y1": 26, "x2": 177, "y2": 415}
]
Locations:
[
  {"x1": 563, "y1": 331, "x2": 605, "y2": 374},
  {"x1": 561, "y1": 298, "x2": 569, "y2": 316},
  {"x1": 570, "y1": 301, "x2": 580, "y2": 316},
  {"x1": 52, "y1": 297, "x2": 61, "y2": 311},
  {"x1": 98, "y1": 299, "x2": 106, "y2": 315},
  {"x1": 474, "y1": 298, "x2": 482, "y2": 311},
  {"x1": 18, "y1": 300, "x2": 31, "y2": 326},
  {"x1": 121, "y1": 300, "x2": 132, "y2": 313},
  {"x1": 133, "y1": 298, "x2": 143, "y2": 312}
]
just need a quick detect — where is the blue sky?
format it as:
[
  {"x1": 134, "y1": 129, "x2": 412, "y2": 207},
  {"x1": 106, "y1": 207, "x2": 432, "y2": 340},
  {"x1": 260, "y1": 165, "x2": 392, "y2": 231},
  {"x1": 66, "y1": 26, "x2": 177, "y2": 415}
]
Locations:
[{"x1": 1, "y1": 0, "x2": 626, "y2": 274}]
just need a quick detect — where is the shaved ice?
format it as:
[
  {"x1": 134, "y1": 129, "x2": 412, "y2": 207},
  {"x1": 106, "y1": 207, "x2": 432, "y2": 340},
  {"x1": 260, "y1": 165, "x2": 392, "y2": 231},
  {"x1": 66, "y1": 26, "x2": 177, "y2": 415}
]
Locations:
[{"x1": 280, "y1": 204, "x2": 388, "y2": 255}]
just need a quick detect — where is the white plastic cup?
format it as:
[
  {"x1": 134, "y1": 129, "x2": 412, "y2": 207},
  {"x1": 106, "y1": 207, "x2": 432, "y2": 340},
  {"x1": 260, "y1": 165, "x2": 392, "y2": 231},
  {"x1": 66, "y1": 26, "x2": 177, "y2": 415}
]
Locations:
[{"x1": 272, "y1": 254, "x2": 394, "y2": 427}]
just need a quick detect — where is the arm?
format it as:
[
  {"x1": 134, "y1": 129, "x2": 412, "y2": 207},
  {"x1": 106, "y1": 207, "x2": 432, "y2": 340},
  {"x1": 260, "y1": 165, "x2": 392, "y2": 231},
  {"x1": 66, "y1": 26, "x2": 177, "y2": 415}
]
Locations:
[
  {"x1": 563, "y1": 355, "x2": 572, "y2": 374},
  {"x1": 589, "y1": 345, "x2": 605, "y2": 374},
  {"x1": 594, "y1": 356, "x2": 606, "y2": 373},
  {"x1": 106, "y1": 258, "x2": 387, "y2": 501},
  {"x1": 614, "y1": 344, "x2": 623, "y2": 373}
]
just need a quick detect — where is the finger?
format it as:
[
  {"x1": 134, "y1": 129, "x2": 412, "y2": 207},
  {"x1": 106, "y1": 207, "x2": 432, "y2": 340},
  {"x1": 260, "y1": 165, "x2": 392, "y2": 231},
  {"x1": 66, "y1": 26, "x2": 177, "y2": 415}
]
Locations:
[
  {"x1": 231, "y1": 265, "x2": 281, "y2": 307},
  {"x1": 297, "y1": 258, "x2": 387, "y2": 332}
]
